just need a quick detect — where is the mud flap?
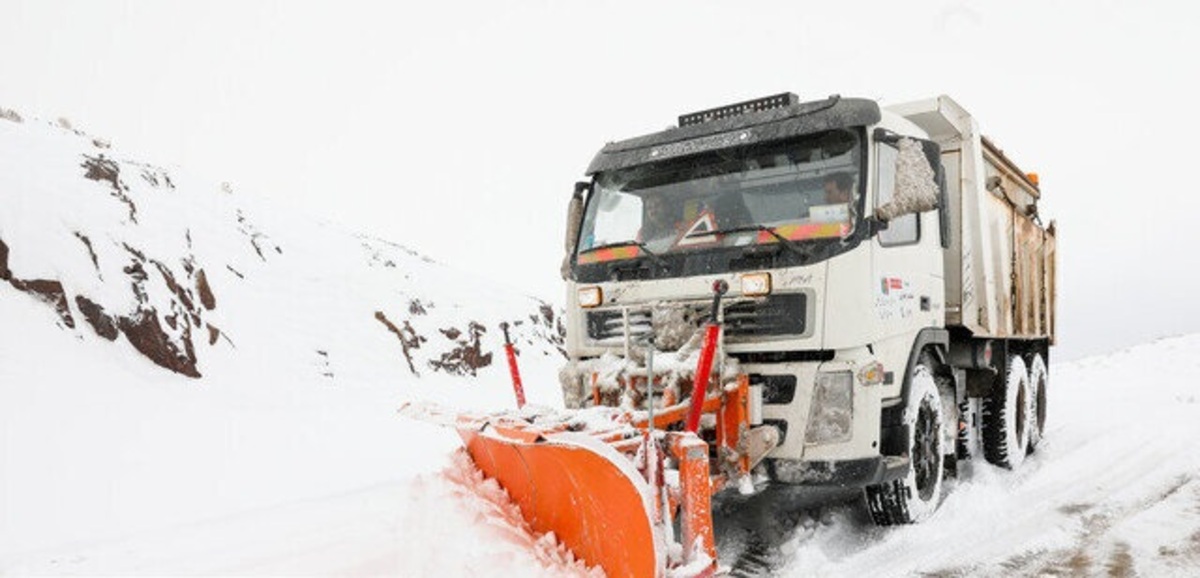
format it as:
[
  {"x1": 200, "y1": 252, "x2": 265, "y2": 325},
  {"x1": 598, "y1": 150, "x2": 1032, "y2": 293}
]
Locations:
[{"x1": 458, "y1": 426, "x2": 664, "y2": 577}]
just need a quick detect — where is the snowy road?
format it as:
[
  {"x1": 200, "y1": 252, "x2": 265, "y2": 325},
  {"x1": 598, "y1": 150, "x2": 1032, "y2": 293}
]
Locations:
[
  {"x1": 6, "y1": 300, "x2": 1199, "y2": 576},
  {"x1": 718, "y1": 336, "x2": 1200, "y2": 577}
]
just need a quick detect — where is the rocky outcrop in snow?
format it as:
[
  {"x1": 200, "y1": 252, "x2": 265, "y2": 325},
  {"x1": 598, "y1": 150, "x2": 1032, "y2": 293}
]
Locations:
[{"x1": 0, "y1": 107, "x2": 564, "y2": 384}]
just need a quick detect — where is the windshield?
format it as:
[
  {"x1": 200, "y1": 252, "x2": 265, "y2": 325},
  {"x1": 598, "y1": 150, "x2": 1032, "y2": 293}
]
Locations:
[{"x1": 576, "y1": 129, "x2": 863, "y2": 267}]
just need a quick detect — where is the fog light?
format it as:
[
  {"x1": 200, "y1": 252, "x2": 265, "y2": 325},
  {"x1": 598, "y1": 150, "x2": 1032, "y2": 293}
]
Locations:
[
  {"x1": 857, "y1": 361, "x2": 885, "y2": 386},
  {"x1": 740, "y1": 272, "x2": 772, "y2": 296},
  {"x1": 577, "y1": 286, "x2": 603, "y2": 308},
  {"x1": 805, "y1": 371, "x2": 853, "y2": 445}
]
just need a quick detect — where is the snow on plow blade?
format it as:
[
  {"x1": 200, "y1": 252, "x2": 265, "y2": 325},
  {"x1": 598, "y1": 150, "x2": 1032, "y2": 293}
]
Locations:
[
  {"x1": 458, "y1": 424, "x2": 661, "y2": 577},
  {"x1": 402, "y1": 375, "x2": 765, "y2": 577}
]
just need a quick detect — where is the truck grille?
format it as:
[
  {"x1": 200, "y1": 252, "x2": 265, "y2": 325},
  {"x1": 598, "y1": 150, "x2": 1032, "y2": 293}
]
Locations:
[
  {"x1": 586, "y1": 293, "x2": 807, "y2": 343},
  {"x1": 723, "y1": 293, "x2": 806, "y2": 337},
  {"x1": 586, "y1": 309, "x2": 654, "y2": 344}
]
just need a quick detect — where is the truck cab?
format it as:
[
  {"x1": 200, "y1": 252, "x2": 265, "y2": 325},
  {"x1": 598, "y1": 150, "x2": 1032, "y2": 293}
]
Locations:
[{"x1": 561, "y1": 93, "x2": 1055, "y2": 524}]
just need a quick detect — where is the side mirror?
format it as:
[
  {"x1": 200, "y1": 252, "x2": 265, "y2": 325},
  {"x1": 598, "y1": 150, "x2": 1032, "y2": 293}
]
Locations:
[
  {"x1": 875, "y1": 138, "x2": 941, "y2": 221},
  {"x1": 561, "y1": 182, "x2": 590, "y2": 280}
]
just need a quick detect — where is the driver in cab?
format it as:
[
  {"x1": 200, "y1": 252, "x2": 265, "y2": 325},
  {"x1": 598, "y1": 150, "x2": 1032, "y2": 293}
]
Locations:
[{"x1": 810, "y1": 172, "x2": 854, "y2": 223}]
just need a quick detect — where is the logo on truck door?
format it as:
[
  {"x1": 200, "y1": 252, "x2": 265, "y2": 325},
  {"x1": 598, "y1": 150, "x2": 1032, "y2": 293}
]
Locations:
[{"x1": 876, "y1": 276, "x2": 916, "y2": 320}]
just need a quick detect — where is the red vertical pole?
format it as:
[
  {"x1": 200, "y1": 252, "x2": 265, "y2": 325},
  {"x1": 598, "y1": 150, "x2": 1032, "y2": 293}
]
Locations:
[
  {"x1": 684, "y1": 281, "x2": 728, "y2": 433},
  {"x1": 500, "y1": 323, "x2": 526, "y2": 408},
  {"x1": 684, "y1": 324, "x2": 720, "y2": 433}
]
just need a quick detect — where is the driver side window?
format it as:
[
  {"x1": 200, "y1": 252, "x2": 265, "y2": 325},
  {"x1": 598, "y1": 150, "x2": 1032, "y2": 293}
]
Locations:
[{"x1": 875, "y1": 143, "x2": 919, "y2": 246}]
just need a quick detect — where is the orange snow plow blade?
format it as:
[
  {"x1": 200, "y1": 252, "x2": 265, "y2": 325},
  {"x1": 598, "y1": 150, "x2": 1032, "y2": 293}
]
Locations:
[
  {"x1": 401, "y1": 377, "x2": 765, "y2": 577},
  {"x1": 458, "y1": 425, "x2": 660, "y2": 577}
]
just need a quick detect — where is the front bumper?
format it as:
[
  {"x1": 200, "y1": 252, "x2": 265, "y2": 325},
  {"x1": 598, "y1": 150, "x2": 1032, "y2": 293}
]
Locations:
[{"x1": 765, "y1": 455, "x2": 910, "y2": 489}]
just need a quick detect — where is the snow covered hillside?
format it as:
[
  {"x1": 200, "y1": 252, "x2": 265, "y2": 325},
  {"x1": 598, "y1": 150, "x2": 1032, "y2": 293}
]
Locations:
[
  {"x1": 0, "y1": 108, "x2": 575, "y2": 573},
  {"x1": 0, "y1": 108, "x2": 564, "y2": 386}
]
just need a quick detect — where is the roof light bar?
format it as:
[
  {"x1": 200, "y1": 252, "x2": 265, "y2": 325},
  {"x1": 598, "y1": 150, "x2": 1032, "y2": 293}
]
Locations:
[{"x1": 678, "y1": 93, "x2": 799, "y2": 127}]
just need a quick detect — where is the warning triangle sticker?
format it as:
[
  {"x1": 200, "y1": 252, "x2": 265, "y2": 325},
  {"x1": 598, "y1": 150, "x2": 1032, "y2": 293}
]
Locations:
[{"x1": 676, "y1": 211, "x2": 721, "y2": 247}]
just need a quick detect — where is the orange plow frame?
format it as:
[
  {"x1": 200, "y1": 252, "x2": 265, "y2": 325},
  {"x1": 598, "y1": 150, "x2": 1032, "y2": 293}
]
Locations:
[
  {"x1": 409, "y1": 375, "x2": 755, "y2": 577},
  {"x1": 403, "y1": 283, "x2": 769, "y2": 576}
]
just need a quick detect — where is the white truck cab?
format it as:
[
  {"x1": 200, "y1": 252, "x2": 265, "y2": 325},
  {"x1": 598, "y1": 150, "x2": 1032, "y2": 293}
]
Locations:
[{"x1": 561, "y1": 94, "x2": 1056, "y2": 524}]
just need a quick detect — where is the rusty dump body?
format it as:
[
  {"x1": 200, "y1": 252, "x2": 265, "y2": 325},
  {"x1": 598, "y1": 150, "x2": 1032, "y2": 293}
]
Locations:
[{"x1": 890, "y1": 98, "x2": 1057, "y2": 342}]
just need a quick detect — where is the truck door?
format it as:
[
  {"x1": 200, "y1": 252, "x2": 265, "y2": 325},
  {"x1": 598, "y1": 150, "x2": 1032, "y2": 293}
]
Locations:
[{"x1": 870, "y1": 138, "x2": 944, "y2": 348}]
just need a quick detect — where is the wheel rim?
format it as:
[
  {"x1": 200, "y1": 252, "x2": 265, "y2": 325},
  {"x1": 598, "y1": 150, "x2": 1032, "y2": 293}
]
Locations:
[{"x1": 913, "y1": 398, "x2": 940, "y2": 501}]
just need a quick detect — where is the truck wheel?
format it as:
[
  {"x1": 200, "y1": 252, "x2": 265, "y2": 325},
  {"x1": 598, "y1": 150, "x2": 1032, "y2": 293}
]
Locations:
[
  {"x1": 1027, "y1": 354, "x2": 1048, "y2": 453},
  {"x1": 864, "y1": 361, "x2": 945, "y2": 525},
  {"x1": 982, "y1": 355, "x2": 1030, "y2": 469}
]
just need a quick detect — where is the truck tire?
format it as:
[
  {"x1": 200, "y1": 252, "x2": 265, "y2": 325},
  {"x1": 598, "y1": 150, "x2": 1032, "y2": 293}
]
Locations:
[
  {"x1": 1027, "y1": 354, "x2": 1048, "y2": 453},
  {"x1": 865, "y1": 361, "x2": 945, "y2": 525},
  {"x1": 982, "y1": 355, "x2": 1030, "y2": 469}
]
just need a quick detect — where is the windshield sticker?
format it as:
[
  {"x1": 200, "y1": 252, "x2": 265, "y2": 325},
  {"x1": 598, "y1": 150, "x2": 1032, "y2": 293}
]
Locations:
[
  {"x1": 578, "y1": 245, "x2": 640, "y2": 264},
  {"x1": 676, "y1": 211, "x2": 721, "y2": 248},
  {"x1": 758, "y1": 222, "x2": 849, "y2": 244}
]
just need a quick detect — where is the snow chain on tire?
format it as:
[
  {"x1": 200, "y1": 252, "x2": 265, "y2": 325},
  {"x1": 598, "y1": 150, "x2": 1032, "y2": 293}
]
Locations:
[
  {"x1": 865, "y1": 359, "x2": 945, "y2": 525},
  {"x1": 982, "y1": 355, "x2": 1030, "y2": 469}
]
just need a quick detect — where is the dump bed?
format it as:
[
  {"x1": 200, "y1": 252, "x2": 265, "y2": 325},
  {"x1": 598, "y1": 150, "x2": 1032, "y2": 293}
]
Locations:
[{"x1": 889, "y1": 96, "x2": 1056, "y2": 342}]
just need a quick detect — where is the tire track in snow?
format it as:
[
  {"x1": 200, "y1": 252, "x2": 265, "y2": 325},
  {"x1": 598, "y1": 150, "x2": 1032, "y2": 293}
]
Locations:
[{"x1": 768, "y1": 338, "x2": 1200, "y2": 577}]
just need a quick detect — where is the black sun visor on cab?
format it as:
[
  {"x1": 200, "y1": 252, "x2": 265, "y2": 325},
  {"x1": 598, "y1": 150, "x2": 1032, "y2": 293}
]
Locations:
[{"x1": 586, "y1": 95, "x2": 882, "y2": 175}]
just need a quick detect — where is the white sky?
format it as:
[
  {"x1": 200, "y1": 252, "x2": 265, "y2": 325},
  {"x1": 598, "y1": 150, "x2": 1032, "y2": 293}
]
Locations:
[{"x1": 3, "y1": 0, "x2": 1198, "y2": 360}]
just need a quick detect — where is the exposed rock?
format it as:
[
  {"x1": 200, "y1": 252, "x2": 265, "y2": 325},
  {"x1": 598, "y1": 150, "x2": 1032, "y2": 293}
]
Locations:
[
  {"x1": 10, "y1": 278, "x2": 74, "y2": 328},
  {"x1": 123, "y1": 259, "x2": 148, "y2": 302},
  {"x1": 0, "y1": 107, "x2": 22, "y2": 123},
  {"x1": 74, "y1": 232, "x2": 100, "y2": 275},
  {"x1": 0, "y1": 237, "x2": 9, "y2": 280},
  {"x1": 207, "y1": 323, "x2": 220, "y2": 346},
  {"x1": 408, "y1": 299, "x2": 428, "y2": 315},
  {"x1": 236, "y1": 209, "x2": 276, "y2": 261},
  {"x1": 76, "y1": 295, "x2": 119, "y2": 341},
  {"x1": 82, "y1": 154, "x2": 137, "y2": 223},
  {"x1": 118, "y1": 310, "x2": 200, "y2": 378},
  {"x1": 429, "y1": 321, "x2": 492, "y2": 377},
  {"x1": 196, "y1": 269, "x2": 216, "y2": 310},
  {"x1": 152, "y1": 260, "x2": 196, "y2": 313},
  {"x1": 440, "y1": 327, "x2": 462, "y2": 340},
  {"x1": 122, "y1": 243, "x2": 146, "y2": 263},
  {"x1": 539, "y1": 303, "x2": 555, "y2": 326},
  {"x1": 316, "y1": 350, "x2": 334, "y2": 379},
  {"x1": 375, "y1": 311, "x2": 426, "y2": 376}
]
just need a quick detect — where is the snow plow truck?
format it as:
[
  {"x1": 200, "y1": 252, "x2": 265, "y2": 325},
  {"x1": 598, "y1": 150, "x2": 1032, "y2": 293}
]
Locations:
[{"x1": 411, "y1": 93, "x2": 1057, "y2": 576}]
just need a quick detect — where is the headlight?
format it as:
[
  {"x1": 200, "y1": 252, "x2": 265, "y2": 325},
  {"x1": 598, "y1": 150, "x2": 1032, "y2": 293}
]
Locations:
[
  {"x1": 740, "y1": 272, "x2": 772, "y2": 296},
  {"x1": 805, "y1": 371, "x2": 853, "y2": 445},
  {"x1": 577, "y1": 286, "x2": 603, "y2": 308}
]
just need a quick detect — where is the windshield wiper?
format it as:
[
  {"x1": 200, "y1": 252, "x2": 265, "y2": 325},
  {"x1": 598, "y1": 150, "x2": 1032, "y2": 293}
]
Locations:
[
  {"x1": 579, "y1": 240, "x2": 668, "y2": 267},
  {"x1": 698, "y1": 226, "x2": 808, "y2": 259}
]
